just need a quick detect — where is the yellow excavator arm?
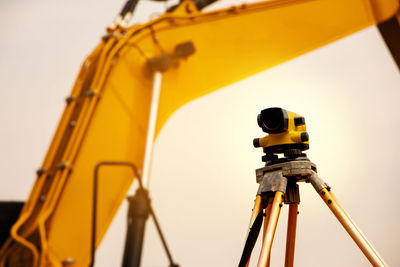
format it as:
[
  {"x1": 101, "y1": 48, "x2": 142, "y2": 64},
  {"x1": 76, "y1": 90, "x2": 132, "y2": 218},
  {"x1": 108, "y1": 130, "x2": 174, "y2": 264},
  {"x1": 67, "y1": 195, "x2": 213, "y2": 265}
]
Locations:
[{"x1": 0, "y1": 0, "x2": 398, "y2": 266}]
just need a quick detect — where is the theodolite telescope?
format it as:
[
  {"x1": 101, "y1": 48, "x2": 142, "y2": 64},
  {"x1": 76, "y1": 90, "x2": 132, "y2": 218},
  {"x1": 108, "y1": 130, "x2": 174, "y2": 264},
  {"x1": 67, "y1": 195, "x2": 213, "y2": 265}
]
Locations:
[{"x1": 253, "y1": 107, "x2": 309, "y2": 155}]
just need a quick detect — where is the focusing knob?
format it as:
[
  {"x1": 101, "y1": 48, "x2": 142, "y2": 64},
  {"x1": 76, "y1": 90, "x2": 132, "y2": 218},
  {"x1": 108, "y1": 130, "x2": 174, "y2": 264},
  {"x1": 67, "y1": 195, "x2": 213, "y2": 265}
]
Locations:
[
  {"x1": 253, "y1": 138, "x2": 260, "y2": 148},
  {"x1": 301, "y1": 132, "x2": 309, "y2": 142}
]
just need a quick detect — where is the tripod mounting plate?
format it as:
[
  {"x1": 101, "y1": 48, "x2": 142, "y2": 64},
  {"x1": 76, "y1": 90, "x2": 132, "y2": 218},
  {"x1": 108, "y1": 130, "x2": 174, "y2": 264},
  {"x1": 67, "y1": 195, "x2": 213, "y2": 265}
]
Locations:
[
  {"x1": 256, "y1": 159, "x2": 331, "y2": 197},
  {"x1": 256, "y1": 160, "x2": 316, "y2": 184},
  {"x1": 256, "y1": 159, "x2": 319, "y2": 196}
]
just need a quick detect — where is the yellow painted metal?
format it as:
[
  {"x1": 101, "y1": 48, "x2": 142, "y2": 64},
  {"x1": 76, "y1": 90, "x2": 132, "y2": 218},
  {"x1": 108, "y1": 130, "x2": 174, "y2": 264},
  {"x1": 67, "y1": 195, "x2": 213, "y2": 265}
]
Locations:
[
  {"x1": 0, "y1": 27, "x2": 152, "y2": 266},
  {"x1": 257, "y1": 110, "x2": 308, "y2": 149},
  {"x1": 284, "y1": 203, "x2": 298, "y2": 267},
  {"x1": 0, "y1": 42, "x2": 106, "y2": 267},
  {"x1": 257, "y1": 191, "x2": 283, "y2": 267},
  {"x1": 0, "y1": 0, "x2": 398, "y2": 266},
  {"x1": 41, "y1": 31, "x2": 152, "y2": 266},
  {"x1": 318, "y1": 188, "x2": 387, "y2": 266},
  {"x1": 153, "y1": 0, "x2": 398, "y2": 136}
]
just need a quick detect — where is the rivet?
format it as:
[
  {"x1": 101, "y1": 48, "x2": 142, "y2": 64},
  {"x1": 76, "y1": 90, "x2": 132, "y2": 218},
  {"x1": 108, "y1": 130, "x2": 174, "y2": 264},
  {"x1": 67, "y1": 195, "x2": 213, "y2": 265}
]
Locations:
[
  {"x1": 62, "y1": 258, "x2": 75, "y2": 265},
  {"x1": 65, "y1": 95, "x2": 76, "y2": 104},
  {"x1": 86, "y1": 90, "x2": 97, "y2": 97},
  {"x1": 36, "y1": 168, "x2": 46, "y2": 176},
  {"x1": 56, "y1": 162, "x2": 69, "y2": 170}
]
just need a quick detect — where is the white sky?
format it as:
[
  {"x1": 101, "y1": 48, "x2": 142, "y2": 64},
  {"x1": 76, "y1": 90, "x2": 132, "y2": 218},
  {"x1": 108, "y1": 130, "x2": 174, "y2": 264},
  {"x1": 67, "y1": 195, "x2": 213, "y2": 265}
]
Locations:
[{"x1": 0, "y1": 0, "x2": 399, "y2": 266}]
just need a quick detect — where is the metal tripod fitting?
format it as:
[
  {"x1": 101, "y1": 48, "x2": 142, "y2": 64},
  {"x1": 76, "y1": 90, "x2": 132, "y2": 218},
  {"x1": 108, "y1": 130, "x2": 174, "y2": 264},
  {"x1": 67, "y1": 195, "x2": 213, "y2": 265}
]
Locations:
[
  {"x1": 309, "y1": 171, "x2": 330, "y2": 192},
  {"x1": 256, "y1": 171, "x2": 287, "y2": 196}
]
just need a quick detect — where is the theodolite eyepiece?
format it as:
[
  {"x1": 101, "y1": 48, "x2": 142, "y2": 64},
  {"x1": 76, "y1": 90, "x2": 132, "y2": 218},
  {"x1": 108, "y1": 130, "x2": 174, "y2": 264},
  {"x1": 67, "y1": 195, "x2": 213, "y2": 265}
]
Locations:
[
  {"x1": 257, "y1": 107, "x2": 289, "y2": 133},
  {"x1": 253, "y1": 107, "x2": 309, "y2": 155}
]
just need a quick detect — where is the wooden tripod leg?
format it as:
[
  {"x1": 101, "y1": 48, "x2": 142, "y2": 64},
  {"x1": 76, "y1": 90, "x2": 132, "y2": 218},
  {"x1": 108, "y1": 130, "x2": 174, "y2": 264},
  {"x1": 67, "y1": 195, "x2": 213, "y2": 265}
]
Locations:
[
  {"x1": 263, "y1": 198, "x2": 273, "y2": 267},
  {"x1": 284, "y1": 203, "x2": 298, "y2": 267},
  {"x1": 244, "y1": 195, "x2": 264, "y2": 267},
  {"x1": 248, "y1": 195, "x2": 264, "y2": 231},
  {"x1": 257, "y1": 191, "x2": 284, "y2": 267},
  {"x1": 318, "y1": 188, "x2": 387, "y2": 267}
]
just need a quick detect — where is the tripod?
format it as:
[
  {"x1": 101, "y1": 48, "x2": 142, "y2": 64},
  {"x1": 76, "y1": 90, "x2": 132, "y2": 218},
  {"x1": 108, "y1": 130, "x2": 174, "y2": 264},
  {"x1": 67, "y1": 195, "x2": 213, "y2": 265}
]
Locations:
[{"x1": 238, "y1": 152, "x2": 387, "y2": 267}]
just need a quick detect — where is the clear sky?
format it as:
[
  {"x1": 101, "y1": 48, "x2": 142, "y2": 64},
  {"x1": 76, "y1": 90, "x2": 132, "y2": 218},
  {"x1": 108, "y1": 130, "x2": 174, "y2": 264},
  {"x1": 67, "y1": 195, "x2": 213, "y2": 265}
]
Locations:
[{"x1": 0, "y1": 0, "x2": 399, "y2": 266}]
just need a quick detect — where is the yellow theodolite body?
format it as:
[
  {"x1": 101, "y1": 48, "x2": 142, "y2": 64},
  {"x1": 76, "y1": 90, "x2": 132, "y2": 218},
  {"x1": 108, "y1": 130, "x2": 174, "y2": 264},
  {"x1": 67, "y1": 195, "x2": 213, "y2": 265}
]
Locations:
[{"x1": 254, "y1": 107, "x2": 309, "y2": 154}]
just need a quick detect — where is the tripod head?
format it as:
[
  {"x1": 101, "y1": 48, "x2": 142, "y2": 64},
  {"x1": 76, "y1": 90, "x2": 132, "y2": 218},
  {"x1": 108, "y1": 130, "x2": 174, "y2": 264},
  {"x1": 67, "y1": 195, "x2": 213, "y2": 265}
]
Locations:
[{"x1": 253, "y1": 107, "x2": 309, "y2": 163}]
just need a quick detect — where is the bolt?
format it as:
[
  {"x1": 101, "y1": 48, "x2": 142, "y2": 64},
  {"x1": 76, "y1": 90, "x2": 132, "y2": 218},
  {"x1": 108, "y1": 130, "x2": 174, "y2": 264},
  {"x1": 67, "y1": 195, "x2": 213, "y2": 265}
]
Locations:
[
  {"x1": 36, "y1": 168, "x2": 46, "y2": 176},
  {"x1": 62, "y1": 258, "x2": 75, "y2": 266},
  {"x1": 86, "y1": 90, "x2": 97, "y2": 97},
  {"x1": 56, "y1": 162, "x2": 68, "y2": 170},
  {"x1": 328, "y1": 200, "x2": 332, "y2": 204},
  {"x1": 65, "y1": 95, "x2": 76, "y2": 104},
  {"x1": 321, "y1": 191, "x2": 326, "y2": 196},
  {"x1": 279, "y1": 204, "x2": 283, "y2": 207}
]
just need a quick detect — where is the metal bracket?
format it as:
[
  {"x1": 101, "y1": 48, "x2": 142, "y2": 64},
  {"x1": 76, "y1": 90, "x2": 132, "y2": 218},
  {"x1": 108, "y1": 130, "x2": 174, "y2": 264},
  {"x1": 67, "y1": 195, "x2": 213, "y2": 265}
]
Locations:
[
  {"x1": 148, "y1": 54, "x2": 171, "y2": 73},
  {"x1": 256, "y1": 159, "x2": 320, "y2": 196},
  {"x1": 309, "y1": 172, "x2": 330, "y2": 192},
  {"x1": 147, "y1": 41, "x2": 196, "y2": 73},
  {"x1": 256, "y1": 160, "x2": 316, "y2": 183},
  {"x1": 257, "y1": 171, "x2": 287, "y2": 195}
]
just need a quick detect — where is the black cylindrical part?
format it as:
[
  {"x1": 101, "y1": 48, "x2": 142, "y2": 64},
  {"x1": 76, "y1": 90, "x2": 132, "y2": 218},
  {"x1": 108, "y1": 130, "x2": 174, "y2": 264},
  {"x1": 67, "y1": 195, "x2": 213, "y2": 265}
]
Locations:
[
  {"x1": 122, "y1": 188, "x2": 151, "y2": 267},
  {"x1": 253, "y1": 138, "x2": 260, "y2": 148},
  {"x1": 119, "y1": 0, "x2": 133, "y2": 16},
  {"x1": 258, "y1": 107, "x2": 288, "y2": 133},
  {"x1": 300, "y1": 132, "x2": 309, "y2": 142}
]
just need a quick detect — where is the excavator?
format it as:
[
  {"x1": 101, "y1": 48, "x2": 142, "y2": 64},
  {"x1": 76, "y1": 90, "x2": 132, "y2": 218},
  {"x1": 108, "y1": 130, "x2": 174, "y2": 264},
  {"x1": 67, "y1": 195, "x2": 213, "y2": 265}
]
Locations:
[{"x1": 0, "y1": 0, "x2": 399, "y2": 266}]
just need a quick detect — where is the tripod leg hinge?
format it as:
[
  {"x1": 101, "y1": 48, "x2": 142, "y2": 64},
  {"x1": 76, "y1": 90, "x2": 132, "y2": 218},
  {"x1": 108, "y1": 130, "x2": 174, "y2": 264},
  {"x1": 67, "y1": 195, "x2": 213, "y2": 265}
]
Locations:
[
  {"x1": 309, "y1": 172, "x2": 330, "y2": 192},
  {"x1": 257, "y1": 171, "x2": 287, "y2": 195},
  {"x1": 284, "y1": 180, "x2": 300, "y2": 204}
]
